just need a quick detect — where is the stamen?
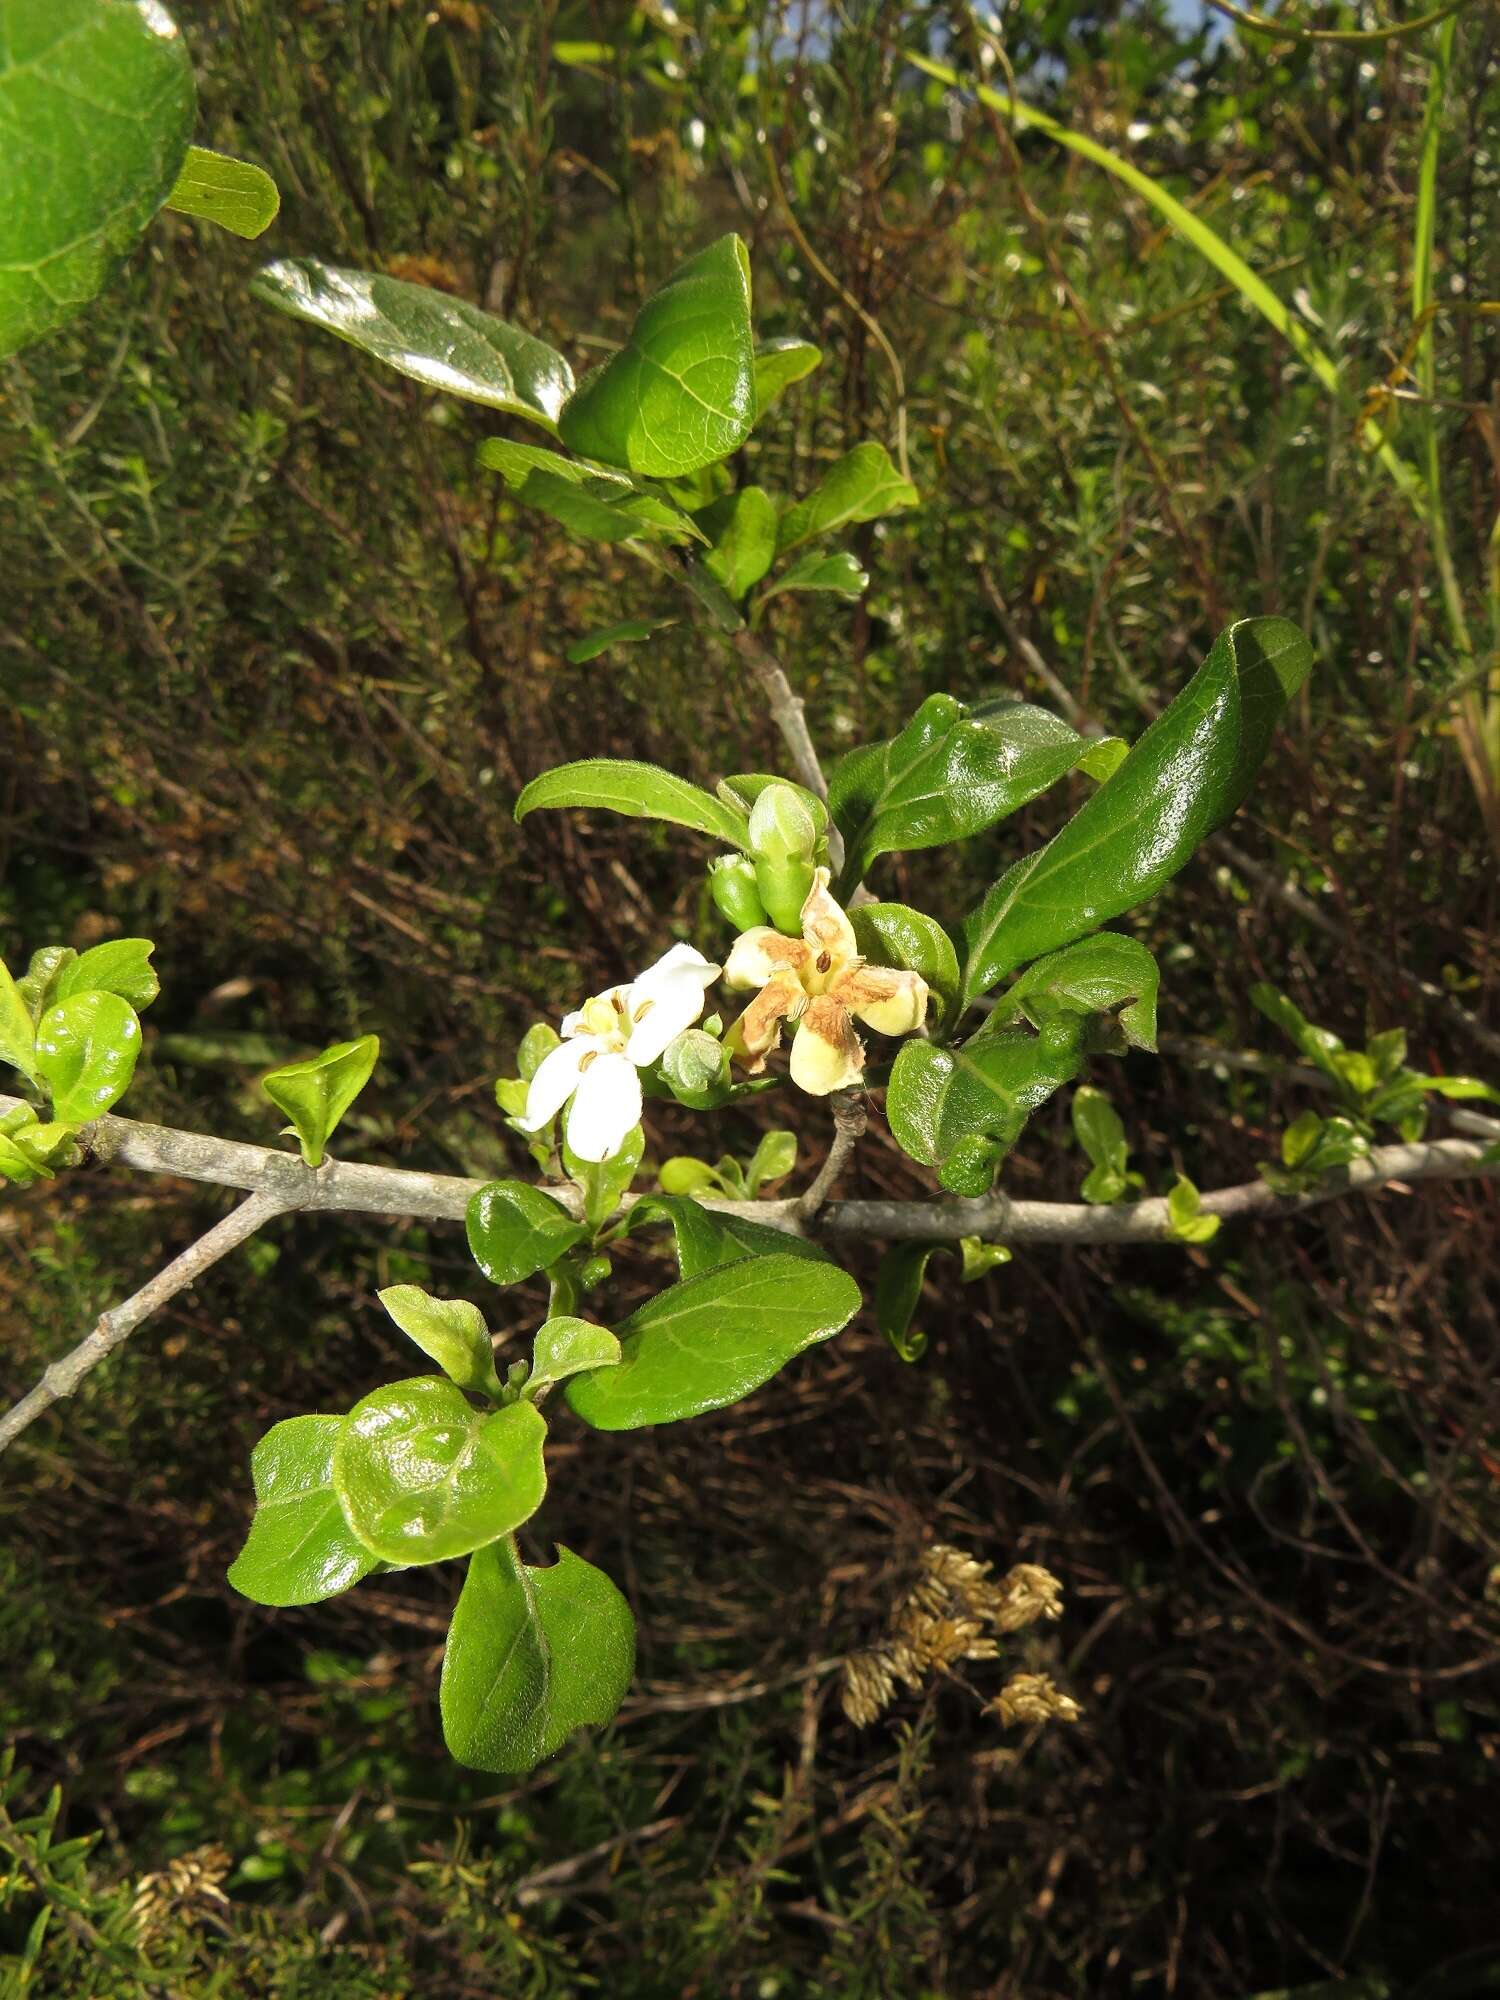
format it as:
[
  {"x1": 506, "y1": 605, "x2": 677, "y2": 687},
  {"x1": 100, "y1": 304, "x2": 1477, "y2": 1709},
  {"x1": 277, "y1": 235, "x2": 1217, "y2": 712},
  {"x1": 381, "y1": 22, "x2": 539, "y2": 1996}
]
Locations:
[
  {"x1": 816, "y1": 951, "x2": 832, "y2": 974},
  {"x1": 578, "y1": 1050, "x2": 598, "y2": 1071},
  {"x1": 632, "y1": 999, "x2": 655, "y2": 1022}
]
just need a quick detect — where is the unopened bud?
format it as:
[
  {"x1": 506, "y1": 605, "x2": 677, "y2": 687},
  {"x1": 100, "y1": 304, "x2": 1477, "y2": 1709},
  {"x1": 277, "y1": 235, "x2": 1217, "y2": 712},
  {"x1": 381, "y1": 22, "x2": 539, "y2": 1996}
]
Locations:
[
  {"x1": 748, "y1": 783, "x2": 817, "y2": 864},
  {"x1": 661, "y1": 1028, "x2": 728, "y2": 1100},
  {"x1": 709, "y1": 854, "x2": 768, "y2": 932},
  {"x1": 755, "y1": 853, "x2": 816, "y2": 934}
]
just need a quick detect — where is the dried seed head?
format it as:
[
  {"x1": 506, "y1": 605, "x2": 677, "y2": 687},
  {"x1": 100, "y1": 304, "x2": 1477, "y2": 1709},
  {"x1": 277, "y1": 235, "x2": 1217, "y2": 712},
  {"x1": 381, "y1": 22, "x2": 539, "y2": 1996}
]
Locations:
[{"x1": 990, "y1": 1672, "x2": 1083, "y2": 1729}]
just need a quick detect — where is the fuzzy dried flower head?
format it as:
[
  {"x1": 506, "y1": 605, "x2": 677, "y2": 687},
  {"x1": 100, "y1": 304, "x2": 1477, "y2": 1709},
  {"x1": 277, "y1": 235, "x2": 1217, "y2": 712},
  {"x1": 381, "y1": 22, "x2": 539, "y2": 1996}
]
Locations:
[
  {"x1": 841, "y1": 1647, "x2": 899, "y2": 1728},
  {"x1": 131, "y1": 1842, "x2": 232, "y2": 1943},
  {"x1": 990, "y1": 1672, "x2": 1083, "y2": 1729},
  {"x1": 988, "y1": 1562, "x2": 1066, "y2": 1634}
]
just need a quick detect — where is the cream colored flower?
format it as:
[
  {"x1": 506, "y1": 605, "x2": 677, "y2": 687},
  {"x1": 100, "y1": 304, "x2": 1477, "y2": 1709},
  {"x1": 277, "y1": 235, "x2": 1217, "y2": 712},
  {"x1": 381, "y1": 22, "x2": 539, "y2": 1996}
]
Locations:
[{"x1": 722, "y1": 869, "x2": 928, "y2": 1095}]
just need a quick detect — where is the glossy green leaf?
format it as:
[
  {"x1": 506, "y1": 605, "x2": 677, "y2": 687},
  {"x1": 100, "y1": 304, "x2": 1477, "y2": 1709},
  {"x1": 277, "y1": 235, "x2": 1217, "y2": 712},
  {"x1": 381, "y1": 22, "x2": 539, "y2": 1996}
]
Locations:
[
  {"x1": 478, "y1": 439, "x2": 704, "y2": 545},
  {"x1": 1249, "y1": 984, "x2": 1347, "y2": 1077},
  {"x1": 566, "y1": 1253, "x2": 859, "y2": 1429},
  {"x1": 517, "y1": 1023, "x2": 561, "y2": 1081},
  {"x1": 959, "y1": 619, "x2": 1313, "y2": 1006},
  {"x1": 745, "y1": 1129, "x2": 796, "y2": 1196},
  {"x1": 776, "y1": 441, "x2": 918, "y2": 554},
  {"x1": 0, "y1": 1107, "x2": 75, "y2": 1186},
  {"x1": 440, "y1": 1539, "x2": 635, "y2": 1773},
  {"x1": 753, "y1": 336, "x2": 821, "y2": 415},
  {"x1": 0, "y1": 0, "x2": 194, "y2": 359},
  {"x1": 626, "y1": 1191, "x2": 828, "y2": 1281},
  {"x1": 0, "y1": 960, "x2": 38, "y2": 1082},
  {"x1": 54, "y1": 937, "x2": 159, "y2": 1011},
  {"x1": 515, "y1": 759, "x2": 750, "y2": 850},
  {"x1": 1414, "y1": 1074, "x2": 1500, "y2": 1104},
  {"x1": 959, "y1": 1237, "x2": 1011, "y2": 1281},
  {"x1": 14, "y1": 945, "x2": 75, "y2": 1023},
  {"x1": 874, "y1": 1242, "x2": 941, "y2": 1361},
  {"x1": 887, "y1": 1022, "x2": 1086, "y2": 1195},
  {"x1": 565, "y1": 617, "x2": 676, "y2": 664},
  {"x1": 227, "y1": 1415, "x2": 378, "y2": 1607},
  {"x1": 1166, "y1": 1175, "x2": 1220, "y2": 1244},
  {"x1": 378, "y1": 1284, "x2": 501, "y2": 1399},
  {"x1": 850, "y1": 903, "x2": 960, "y2": 1036},
  {"x1": 829, "y1": 694, "x2": 1123, "y2": 887},
  {"x1": 253, "y1": 258, "x2": 574, "y2": 426},
  {"x1": 262, "y1": 1034, "x2": 378, "y2": 1167},
  {"x1": 696, "y1": 487, "x2": 777, "y2": 600},
  {"x1": 759, "y1": 548, "x2": 868, "y2": 602},
  {"x1": 558, "y1": 234, "x2": 754, "y2": 477},
  {"x1": 467, "y1": 1181, "x2": 587, "y2": 1289},
  {"x1": 989, "y1": 935, "x2": 1160, "y2": 1052},
  {"x1": 34, "y1": 991, "x2": 141, "y2": 1120},
  {"x1": 164, "y1": 144, "x2": 279, "y2": 238},
  {"x1": 528, "y1": 1316, "x2": 621, "y2": 1394},
  {"x1": 333, "y1": 1379, "x2": 547, "y2": 1565},
  {"x1": 1071, "y1": 1084, "x2": 1135, "y2": 1204}
]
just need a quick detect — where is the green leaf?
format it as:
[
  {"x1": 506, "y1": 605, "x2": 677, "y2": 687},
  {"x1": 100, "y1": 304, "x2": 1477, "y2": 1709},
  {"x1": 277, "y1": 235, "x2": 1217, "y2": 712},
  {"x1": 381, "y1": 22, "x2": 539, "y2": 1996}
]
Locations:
[
  {"x1": 696, "y1": 487, "x2": 777, "y2": 600},
  {"x1": 0, "y1": 960, "x2": 38, "y2": 1082},
  {"x1": 563, "y1": 1123, "x2": 644, "y2": 1230},
  {"x1": 1070, "y1": 1084, "x2": 1135, "y2": 1203},
  {"x1": 829, "y1": 694, "x2": 1125, "y2": 888},
  {"x1": 14, "y1": 945, "x2": 75, "y2": 1023},
  {"x1": 227, "y1": 1416, "x2": 378, "y2": 1607},
  {"x1": 874, "y1": 1242, "x2": 939, "y2": 1362},
  {"x1": 558, "y1": 234, "x2": 754, "y2": 477},
  {"x1": 262, "y1": 1034, "x2": 378, "y2": 1168},
  {"x1": 1249, "y1": 984, "x2": 1347, "y2": 1082},
  {"x1": 333, "y1": 1379, "x2": 547, "y2": 1565},
  {"x1": 440, "y1": 1539, "x2": 635, "y2": 1773},
  {"x1": 252, "y1": 257, "x2": 574, "y2": 426},
  {"x1": 959, "y1": 1237, "x2": 1011, "y2": 1280},
  {"x1": 528, "y1": 1316, "x2": 622, "y2": 1395},
  {"x1": 746, "y1": 1128, "x2": 797, "y2": 1196},
  {"x1": 565, "y1": 617, "x2": 676, "y2": 664},
  {"x1": 959, "y1": 619, "x2": 1313, "y2": 1006},
  {"x1": 467, "y1": 1181, "x2": 587, "y2": 1288},
  {"x1": 759, "y1": 548, "x2": 868, "y2": 602},
  {"x1": 566, "y1": 1253, "x2": 860, "y2": 1429},
  {"x1": 753, "y1": 336, "x2": 821, "y2": 416},
  {"x1": 1414, "y1": 1074, "x2": 1500, "y2": 1104},
  {"x1": 0, "y1": 0, "x2": 195, "y2": 359},
  {"x1": 776, "y1": 441, "x2": 918, "y2": 553},
  {"x1": 850, "y1": 902, "x2": 960, "y2": 1036},
  {"x1": 1166, "y1": 1175, "x2": 1220, "y2": 1244},
  {"x1": 515, "y1": 759, "x2": 751, "y2": 850},
  {"x1": 34, "y1": 991, "x2": 141, "y2": 1120},
  {"x1": 657, "y1": 1156, "x2": 722, "y2": 1196},
  {"x1": 478, "y1": 439, "x2": 704, "y2": 545},
  {"x1": 625, "y1": 1191, "x2": 828, "y2": 1281},
  {"x1": 378, "y1": 1285, "x2": 501, "y2": 1399},
  {"x1": 887, "y1": 1023, "x2": 1086, "y2": 1195},
  {"x1": 164, "y1": 144, "x2": 278, "y2": 238},
  {"x1": 0, "y1": 1107, "x2": 75, "y2": 1186},
  {"x1": 517, "y1": 1023, "x2": 561, "y2": 1082},
  {"x1": 54, "y1": 937, "x2": 159, "y2": 1011},
  {"x1": 989, "y1": 935, "x2": 1159, "y2": 1052}
]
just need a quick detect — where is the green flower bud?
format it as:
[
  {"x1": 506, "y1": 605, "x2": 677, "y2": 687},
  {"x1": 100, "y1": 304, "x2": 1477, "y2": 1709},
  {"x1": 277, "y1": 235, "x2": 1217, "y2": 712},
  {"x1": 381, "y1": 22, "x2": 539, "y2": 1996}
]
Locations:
[
  {"x1": 661, "y1": 1028, "x2": 729, "y2": 1101},
  {"x1": 747, "y1": 783, "x2": 818, "y2": 864},
  {"x1": 754, "y1": 853, "x2": 816, "y2": 934},
  {"x1": 709, "y1": 854, "x2": 769, "y2": 932}
]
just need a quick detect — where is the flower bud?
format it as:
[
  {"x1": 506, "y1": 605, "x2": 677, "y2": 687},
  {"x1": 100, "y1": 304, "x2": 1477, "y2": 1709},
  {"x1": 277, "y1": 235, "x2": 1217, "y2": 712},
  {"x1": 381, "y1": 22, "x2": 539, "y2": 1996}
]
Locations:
[
  {"x1": 708, "y1": 854, "x2": 768, "y2": 932},
  {"x1": 755, "y1": 854, "x2": 816, "y2": 934},
  {"x1": 747, "y1": 783, "x2": 817, "y2": 864},
  {"x1": 661, "y1": 1028, "x2": 729, "y2": 1101}
]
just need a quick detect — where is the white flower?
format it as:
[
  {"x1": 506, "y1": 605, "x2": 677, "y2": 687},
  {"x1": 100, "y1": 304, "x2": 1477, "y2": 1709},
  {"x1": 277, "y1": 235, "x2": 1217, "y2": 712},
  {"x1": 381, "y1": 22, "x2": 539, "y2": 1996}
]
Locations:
[{"x1": 518, "y1": 943, "x2": 721, "y2": 1162}]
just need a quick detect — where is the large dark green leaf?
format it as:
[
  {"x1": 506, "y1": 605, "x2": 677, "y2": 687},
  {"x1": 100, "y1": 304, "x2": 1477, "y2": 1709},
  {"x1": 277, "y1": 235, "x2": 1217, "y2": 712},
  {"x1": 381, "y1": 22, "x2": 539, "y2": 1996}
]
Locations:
[
  {"x1": 332, "y1": 1379, "x2": 546, "y2": 1565},
  {"x1": 441, "y1": 1539, "x2": 635, "y2": 1773},
  {"x1": 775, "y1": 441, "x2": 918, "y2": 553},
  {"x1": 252, "y1": 258, "x2": 574, "y2": 426},
  {"x1": 478, "y1": 439, "x2": 704, "y2": 545},
  {"x1": 987, "y1": 934, "x2": 1160, "y2": 1052},
  {"x1": 959, "y1": 618, "x2": 1313, "y2": 1006},
  {"x1": 559, "y1": 234, "x2": 755, "y2": 477},
  {"x1": 886, "y1": 1023, "x2": 1086, "y2": 1195},
  {"x1": 467, "y1": 1181, "x2": 587, "y2": 1289},
  {"x1": 829, "y1": 694, "x2": 1123, "y2": 887},
  {"x1": 565, "y1": 1254, "x2": 859, "y2": 1429},
  {"x1": 515, "y1": 760, "x2": 751, "y2": 850},
  {"x1": 227, "y1": 1415, "x2": 377, "y2": 1608},
  {"x1": 0, "y1": 0, "x2": 194, "y2": 358}
]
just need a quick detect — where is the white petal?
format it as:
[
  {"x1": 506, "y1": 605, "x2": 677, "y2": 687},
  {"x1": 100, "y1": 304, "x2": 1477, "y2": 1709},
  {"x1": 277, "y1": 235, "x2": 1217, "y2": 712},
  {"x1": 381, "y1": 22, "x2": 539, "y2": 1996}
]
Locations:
[
  {"x1": 633, "y1": 942, "x2": 717, "y2": 988},
  {"x1": 516, "y1": 1037, "x2": 595, "y2": 1131},
  {"x1": 723, "y1": 927, "x2": 812, "y2": 992},
  {"x1": 565, "y1": 1051, "x2": 643, "y2": 1162},
  {"x1": 625, "y1": 962, "x2": 721, "y2": 1065}
]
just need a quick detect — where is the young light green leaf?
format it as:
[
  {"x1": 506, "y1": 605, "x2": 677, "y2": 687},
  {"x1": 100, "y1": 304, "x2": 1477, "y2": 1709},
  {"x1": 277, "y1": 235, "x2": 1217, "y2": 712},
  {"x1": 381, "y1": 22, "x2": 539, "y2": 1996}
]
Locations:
[
  {"x1": 1249, "y1": 983, "x2": 1346, "y2": 1078},
  {"x1": 517, "y1": 1023, "x2": 561, "y2": 1081},
  {"x1": 515, "y1": 760, "x2": 751, "y2": 850},
  {"x1": 657, "y1": 1156, "x2": 723, "y2": 1197},
  {"x1": 886, "y1": 1023, "x2": 1086, "y2": 1196},
  {"x1": 252, "y1": 258, "x2": 574, "y2": 427},
  {"x1": 0, "y1": 1108, "x2": 75, "y2": 1186},
  {"x1": 164, "y1": 144, "x2": 279, "y2": 238},
  {"x1": 262, "y1": 1034, "x2": 378, "y2": 1167},
  {"x1": 566, "y1": 1254, "x2": 860, "y2": 1429},
  {"x1": 478, "y1": 439, "x2": 704, "y2": 545},
  {"x1": 745, "y1": 1128, "x2": 797, "y2": 1196},
  {"x1": 959, "y1": 619, "x2": 1314, "y2": 1005},
  {"x1": 14, "y1": 946, "x2": 76, "y2": 1023},
  {"x1": 565, "y1": 617, "x2": 676, "y2": 664},
  {"x1": 528, "y1": 1317, "x2": 621, "y2": 1395},
  {"x1": 829, "y1": 695, "x2": 1124, "y2": 888},
  {"x1": 333, "y1": 1379, "x2": 547, "y2": 1565},
  {"x1": 467, "y1": 1181, "x2": 588, "y2": 1288},
  {"x1": 874, "y1": 1242, "x2": 941, "y2": 1362},
  {"x1": 34, "y1": 991, "x2": 142, "y2": 1121},
  {"x1": 1166, "y1": 1175, "x2": 1221, "y2": 1244},
  {"x1": 758, "y1": 548, "x2": 868, "y2": 602},
  {"x1": 989, "y1": 935, "x2": 1160, "y2": 1052},
  {"x1": 559, "y1": 234, "x2": 755, "y2": 477},
  {"x1": 0, "y1": 0, "x2": 195, "y2": 359},
  {"x1": 753, "y1": 336, "x2": 821, "y2": 416},
  {"x1": 1071, "y1": 1085, "x2": 1133, "y2": 1204},
  {"x1": 0, "y1": 960, "x2": 38, "y2": 1082},
  {"x1": 378, "y1": 1285, "x2": 501, "y2": 1398},
  {"x1": 696, "y1": 487, "x2": 778, "y2": 600},
  {"x1": 440, "y1": 1539, "x2": 635, "y2": 1774},
  {"x1": 55, "y1": 938, "x2": 159, "y2": 1011},
  {"x1": 959, "y1": 1237, "x2": 1011, "y2": 1281},
  {"x1": 563, "y1": 1124, "x2": 644, "y2": 1230},
  {"x1": 776, "y1": 441, "x2": 918, "y2": 554},
  {"x1": 227, "y1": 1415, "x2": 378, "y2": 1607},
  {"x1": 850, "y1": 903, "x2": 961, "y2": 1036}
]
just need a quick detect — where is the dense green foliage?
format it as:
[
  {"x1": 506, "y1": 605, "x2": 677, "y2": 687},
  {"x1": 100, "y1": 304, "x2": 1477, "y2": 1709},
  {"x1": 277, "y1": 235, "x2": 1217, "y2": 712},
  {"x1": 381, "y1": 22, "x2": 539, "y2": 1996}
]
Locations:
[{"x1": 3, "y1": 0, "x2": 1499, "y2": 1993}]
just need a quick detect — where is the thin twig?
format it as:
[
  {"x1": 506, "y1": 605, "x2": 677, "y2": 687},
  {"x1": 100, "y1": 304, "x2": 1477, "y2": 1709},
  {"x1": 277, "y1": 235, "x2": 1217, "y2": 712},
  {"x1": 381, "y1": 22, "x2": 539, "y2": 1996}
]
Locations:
[
  {"x1": 0, "y1": 1188, "x2": 290, "y2": 1455},
  {"x1": 796, "y1": 1088, "x2": 869, "y2": 1220}
]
